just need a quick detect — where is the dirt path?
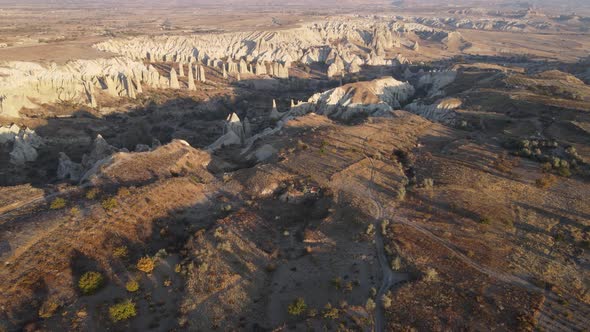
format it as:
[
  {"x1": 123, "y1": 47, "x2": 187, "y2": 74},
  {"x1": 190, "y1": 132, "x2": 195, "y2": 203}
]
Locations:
[{"x1": 361, "y1": 138, "x2": 408, "y2": 332}]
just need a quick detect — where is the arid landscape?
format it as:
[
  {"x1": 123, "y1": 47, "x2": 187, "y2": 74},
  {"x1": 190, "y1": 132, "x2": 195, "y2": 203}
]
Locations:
[{"x1": 0, "y1": 0, "x2": 589, "y2": 331}]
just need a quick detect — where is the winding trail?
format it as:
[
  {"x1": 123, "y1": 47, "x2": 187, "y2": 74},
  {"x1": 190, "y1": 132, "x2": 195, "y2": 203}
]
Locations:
[{"x1": 361, "y1": 137, "x2": 408, "y2": 332}]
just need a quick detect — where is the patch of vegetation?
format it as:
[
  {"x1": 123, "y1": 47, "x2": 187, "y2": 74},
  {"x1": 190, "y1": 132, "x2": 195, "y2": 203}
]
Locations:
[
  {"x1": 505, "y1": 139, "x2": 585, "y2": 178},
  {"x1": 101, "y1": 197, "x2": 118, "y2": 211},
  {"x1": 479, "y1": 217, "x2": 492, "y2": 225},
  {"x1": 190, "y1": 175, "x2": 203, "y2": 184},
  {"x1": 49, "y1": 198, "x2": 66, "y2": 210},
  {"x1": 38, "y1": 299, "x2": 60, "y2": 318},
  {"x1": 535, "y1": 174, "x2": 557, "y2": 189},
  {"x1": 70, "y1": 206, "x2": 81, "y2": 216},
  {"x1": 125, "y1": 280, "x2": 140, "y2": 292},
  {"x1": 288, "y1": 297, "x2": 307, "y2": 316},
  {"x1": 85, "y1": 188, "x2": 99, "y2": 200},
  {"x1": 78, "y1": 271, "x2": 104, "y2": 295},
  {"x1": 322, "y1": 303, "x2": 339, "y2": 319},
  {"x1": 109, "y1": 299, "x2": 137, "y2": 322},
  {"x1": 365, "y1": 298, "x2": 376, "y2": 312},
  {"x1": 382, "y1": 292, "x2": 393, "y2": 309},
  {"x1": 117, "y1": 187, "x2": 131, "y2": 197},
  {"x1": 113, "y1": 245, "x2": 128, "y2": 258},
  {"x1": 136, "y1": 257, "x2": 155, "y2": 273},
  {"x1": 423, "y1": 267, "x2": 439, "y2": 282}
]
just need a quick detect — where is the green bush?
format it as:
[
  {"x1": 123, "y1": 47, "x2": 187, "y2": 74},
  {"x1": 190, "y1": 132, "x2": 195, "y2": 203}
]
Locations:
[
  {"x1": 288, "y1": 297, "x2": 307, "y2": 316},
  {"x1": 125, "y1": 280, "x2": 140, "y2": 292},
  {"x1": 136, "y1": 257, "x2": 155, "y2": 273},
  {"x1": 113, "y1": 245, "x2": 128, "y2": 258},
  {"x1": 109, "y1": 299, "x2": 137, "y2": 322},
  {"x1": 50, "y1": 198, "x2": 66, "y2": 210},
  {"x1": 102, "y1": 197, "x2": 118, "y2": 211},
  {"x1": 86, "y1": 188, "x2": 99, "y2": 200},
  {"x1": 78, "y1": 271, "x2": 104, "y2": 295}
]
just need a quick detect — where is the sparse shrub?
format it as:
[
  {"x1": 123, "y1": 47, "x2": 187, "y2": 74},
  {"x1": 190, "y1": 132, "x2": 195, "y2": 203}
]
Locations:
[
  {"x1": 307, "y1": 308, "x2": 318, "y2": 318},
  {"x1": 331, "y1": 277, "x2": 343, "y2": 290},
  {"x1": 397, "y1": 186, "x2": 406, "y2": 201},
  {"x1": 344, "y1": 281, "x2": 353, "y2": 292},
  {"x1": 366, "y1": 224, "x2": 375, "y2": 236},
  {"x1": 382, "y1": 292, "x2": 392, "y2": 309},
  {"x1": 136, "y1": 257, "x2": 155, "y2": 273},
  {"x1": 391, "y1": 256, "x2": 402, "y2": 271},
  {"x1": 479, "y1": 217, "x2": 491, "y2": 225},
  {"x1": 190, "y1": 175, "x2": 203, "y2": 184},
  {"x1": 117, "y1": 187, "x2": 131, "y2": 197},
  {"x1": 38, "y1": 299, "x2": 60, "y2": 318},
  {"x1": 557, "y1": 166, "x2": 571, "y2": 177},
  {"x1": 217, "y1": 241, "x2": 232, "y2": 252},
  {"x1": 422, "y1": 178, "x2": 434, "y2": 189},
  {"x1": 381, "y1": 220, "x2": 390, "y2": 236},
  {"x1": 109, "y1": 299, "x2": 137, "y2": 322},
  {"x1": 50, "y1": 198, "x2": 66, "y2": 210},
  {"x1": 78, "y1": 271, "x2": 104, "y2": 295},
  {"x1": 86, "y1": 188, "x2": 99, "y2": 200},
  {"x1": 125, "y1": 280, "x2": 140, "y2": 292},
  {"x1": 322, "y1": 303, "x2": 339, "y2": 319},
  {"x1": 541, "y1": 162, "x2": 552, "y2": 173},
  {"x1": 113, "y1": 246, "x2": 128, "y2": 258},
  {"x1": 535, "y1": 174, "x2": 557, "y2": 189},
  {"x1": 423, "y1": 267, "x2": 439, "y2": 282},
  {"x1": 70, "y1": 206, "x2": 81, "y2": 216},
  {"x1": 365, "y1": 298, "x2": 376, "y2": 312},
  {"x1": 288, "y1": 297, "x2": 307, "y2": 316},
  {"x1": 102, "y1": 197, "x2": 118, "y2": 210}
]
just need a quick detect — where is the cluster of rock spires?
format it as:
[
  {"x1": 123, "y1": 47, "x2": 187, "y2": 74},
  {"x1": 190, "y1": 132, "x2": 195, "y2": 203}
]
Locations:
[
  {"x1": 0, "y1": 58, "x2": 150, "y2": 117},
  {"x1": 57, "y1": 134, "x2": 161, "y2": 183},
  {"x1": 412, "y1": 15, "x2": 551, "y2": 32},
  {"x1": 207, "y1": 69, "x2": 460, "y2": 155},
  {"x1": 94, "y1": 17, "x2": 462, "y2": 80},
  {"x1": 0, "y1": 124, "x2": 43, "y2": 165},
  {"x1": 0, "y1": 16, "x2": 469, "y2": 118}
]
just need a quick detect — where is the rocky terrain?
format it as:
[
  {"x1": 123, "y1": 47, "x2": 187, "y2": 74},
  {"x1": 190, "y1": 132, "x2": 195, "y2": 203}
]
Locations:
[{"x1": 0, "y1": 2, "x2": 589, "y2": 332}]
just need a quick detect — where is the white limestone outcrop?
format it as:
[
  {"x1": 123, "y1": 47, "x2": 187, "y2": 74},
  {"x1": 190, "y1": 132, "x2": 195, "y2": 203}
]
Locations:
[
  {"x1": 5, "y1": 127, "x2": 43, "y2": 165},
  {"x1": 304, "y1": 77, "x2": 415, "y2": 120},
  {"x1": 94, "y1": 17, "x2": 460, "y2": 80},
  {"x1": 405, "y1": 97, "x2": 462, "y2": 125},
  {"x1": 0, "y1": 58, "x2": 172, "y2": 117}
]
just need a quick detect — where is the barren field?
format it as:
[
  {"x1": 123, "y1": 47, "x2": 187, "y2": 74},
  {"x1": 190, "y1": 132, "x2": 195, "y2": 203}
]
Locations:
[{"x1": 0, "y1": 1, "x2": 589, "y2": 331}]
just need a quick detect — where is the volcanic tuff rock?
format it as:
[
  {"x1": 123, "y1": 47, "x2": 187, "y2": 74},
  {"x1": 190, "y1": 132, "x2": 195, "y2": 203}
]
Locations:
[
  {"x1": 9, "y1": 130, "x2": 43, "y2": 165},
  {"x1": 94, "y1": 17, "x2": 462, "y2": 79},
  {"x1": 304, "y1": 77, "x2": 415, "y2": 120},
  {"x1": 0, "y1": 58, "x2": 168, "y2": 117},
  {"x1": 405, "y1": 97, "x2": 462, "y2": 125}
]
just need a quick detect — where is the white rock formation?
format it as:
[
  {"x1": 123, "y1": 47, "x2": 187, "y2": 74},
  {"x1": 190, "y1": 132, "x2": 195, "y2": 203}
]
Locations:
[
  {"x1": 187, "y1": 64, "x2": 196, "y2": 90},
  {"x1": 304, "y1": 77, "x2": 415, "y2": 120},
  {"x1": 417, "y1": 70, "x2": 457, "y2": 97},
  {"x1": 405, "y1": 97, "x2": 462, "y2": 125},
  {"x1": 0, "y1": 124, "x2": 21, "y2": 144},
  {"x1": 93, "y1": 17, "x2": 458, "y2": 83},
  {"x1": 169, "y1": 67, "x2": 180, "y2": 89},
  {"x1": 8, "y1": 127, "x2": 43, "y2": 165},
  {"x1": 0, "y1": 58, "x2": 169, "y2": 117},
  {"x1": 207, "y1": 113, "x2": 246, "y2": 151},
  {"x1": 269, "y1": 99, "x2": 286, "y2": 120},
  {"x1": 57, "y1": 152, "x2": 84, "y2": 182}
]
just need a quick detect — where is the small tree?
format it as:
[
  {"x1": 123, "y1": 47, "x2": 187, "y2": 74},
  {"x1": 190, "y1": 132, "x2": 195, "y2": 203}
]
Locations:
[
  {"x1": 78, "y1": 271, "x2": 104, "y2": 295},
  {"x1": 109, "y1": 300, "x2": 137, "y2": 322},
  {"x1": 288, "y1": 297, "x2": 307, "y2": 316}
]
